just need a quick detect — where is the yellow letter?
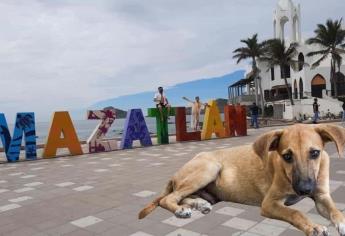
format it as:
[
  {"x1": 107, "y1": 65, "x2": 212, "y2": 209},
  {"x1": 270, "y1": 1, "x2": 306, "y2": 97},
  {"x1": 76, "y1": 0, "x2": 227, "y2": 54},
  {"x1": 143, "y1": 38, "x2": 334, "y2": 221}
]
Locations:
[
  {"x1": 43, "y1": 111, "x2": 83, "y2": 158},
  {"x1": 201, "y1": 100, "x2": 226, "y2": 140}
]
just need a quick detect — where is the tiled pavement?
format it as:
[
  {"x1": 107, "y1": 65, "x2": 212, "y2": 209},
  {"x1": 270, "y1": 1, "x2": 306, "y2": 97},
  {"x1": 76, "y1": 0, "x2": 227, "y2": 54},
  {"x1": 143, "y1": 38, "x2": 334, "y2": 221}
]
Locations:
[{"x1": 0, "y1": 126, "x2": 345, "y2": 235}]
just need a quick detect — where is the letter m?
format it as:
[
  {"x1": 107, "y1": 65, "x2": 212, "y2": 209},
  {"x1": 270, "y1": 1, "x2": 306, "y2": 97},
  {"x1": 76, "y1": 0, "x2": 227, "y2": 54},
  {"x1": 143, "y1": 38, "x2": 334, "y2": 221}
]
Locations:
[{"x1": 0, "y1": 113, "x2": 37, "y2": 162}]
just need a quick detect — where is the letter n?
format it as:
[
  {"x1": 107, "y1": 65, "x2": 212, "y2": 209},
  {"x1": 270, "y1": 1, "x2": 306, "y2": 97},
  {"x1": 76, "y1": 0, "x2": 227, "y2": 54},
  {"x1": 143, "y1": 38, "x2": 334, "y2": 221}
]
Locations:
[{"x1": 224, "y1": 105, "x2": 247, "y2": 137}]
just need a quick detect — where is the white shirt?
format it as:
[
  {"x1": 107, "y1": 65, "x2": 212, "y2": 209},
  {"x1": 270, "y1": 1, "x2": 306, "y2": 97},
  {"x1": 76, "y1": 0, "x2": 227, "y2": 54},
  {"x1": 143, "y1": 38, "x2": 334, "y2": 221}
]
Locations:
[{"x1": 154, "y1": 92, "x2": 168, "y2": 105}]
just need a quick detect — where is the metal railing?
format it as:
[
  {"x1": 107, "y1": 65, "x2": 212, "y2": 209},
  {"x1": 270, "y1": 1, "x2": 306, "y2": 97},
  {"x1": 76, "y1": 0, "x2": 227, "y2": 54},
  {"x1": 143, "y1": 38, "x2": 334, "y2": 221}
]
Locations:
[
  {"x1": 265, "y1": 94, "x2": 289, "y2": 102},
  {"x1": 231, "y1": 95, "x2": 261, "y2": 104}
]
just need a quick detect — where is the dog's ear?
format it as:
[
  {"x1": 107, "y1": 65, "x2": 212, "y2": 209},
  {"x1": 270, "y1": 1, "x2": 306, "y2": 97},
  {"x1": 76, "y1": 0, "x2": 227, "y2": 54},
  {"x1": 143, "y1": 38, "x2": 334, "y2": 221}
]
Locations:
[
  {"x1": 253, "y1": 130, "x2": 283, "y2": 159},
  {"x1": 314, "y1": 124, "x2": 345, "y2": 158}
]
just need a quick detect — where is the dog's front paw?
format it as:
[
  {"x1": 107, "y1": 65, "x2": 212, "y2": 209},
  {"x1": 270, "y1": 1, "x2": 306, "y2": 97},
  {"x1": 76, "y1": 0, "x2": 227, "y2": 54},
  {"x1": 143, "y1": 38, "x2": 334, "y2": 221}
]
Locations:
[
  {"x1": 336, "y1": 222, "x2": 345, "y2": 236},
  {"x1": 308, "y1": 225, "x2": 329, "y2": 236},
  {"x1": 175, "y1": 207, "x2": 192, "y2": 218},
  {"x1": 196, "y1": 202, "x2": 212, "y2": 214}
]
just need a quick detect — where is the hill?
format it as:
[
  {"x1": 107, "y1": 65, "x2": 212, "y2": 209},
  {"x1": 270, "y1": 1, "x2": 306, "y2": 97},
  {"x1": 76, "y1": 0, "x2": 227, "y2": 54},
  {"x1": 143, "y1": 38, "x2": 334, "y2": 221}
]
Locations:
[{"x1": 91, "y1": 70, "x2": 244, "y2": 114}]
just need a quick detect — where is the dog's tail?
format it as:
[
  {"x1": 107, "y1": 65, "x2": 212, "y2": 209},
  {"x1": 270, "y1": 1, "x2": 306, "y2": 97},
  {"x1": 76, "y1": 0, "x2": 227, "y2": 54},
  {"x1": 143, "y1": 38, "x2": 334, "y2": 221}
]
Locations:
[{"x1": 138, "y1": 180, "x2": 173, "y2": 219}]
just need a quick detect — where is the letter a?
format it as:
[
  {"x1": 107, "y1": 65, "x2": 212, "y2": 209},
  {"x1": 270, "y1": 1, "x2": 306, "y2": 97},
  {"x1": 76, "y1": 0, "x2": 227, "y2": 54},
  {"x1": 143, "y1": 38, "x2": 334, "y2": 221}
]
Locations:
[
  {"x1": 43, "y1": 111, "x2": 83, "y2": 158},
  {"x1": 120, "y1": 109, "x2": 152, "y2": 149},
  {"x1": 201, "y1": 100, "x2": 226, "y2": 140}
]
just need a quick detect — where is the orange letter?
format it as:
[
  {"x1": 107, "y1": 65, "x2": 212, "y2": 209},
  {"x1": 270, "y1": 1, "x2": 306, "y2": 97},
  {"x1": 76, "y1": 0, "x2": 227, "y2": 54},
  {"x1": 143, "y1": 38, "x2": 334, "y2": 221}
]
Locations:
[
  {"x1": 43, "y1": 111, "x2": 83, "y2": 158},
  {"x1": 201, "y1": 100, "x2": 226, "y2": 140}
]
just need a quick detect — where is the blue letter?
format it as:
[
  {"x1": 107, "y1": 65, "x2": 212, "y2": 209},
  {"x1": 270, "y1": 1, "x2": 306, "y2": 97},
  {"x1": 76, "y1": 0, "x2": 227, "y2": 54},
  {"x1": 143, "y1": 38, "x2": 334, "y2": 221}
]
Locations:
[
  {"x1": 120, "y1": 109, "x2": 152, "y2": 149},
  {"x1": 0, "y1": 113, "x2": 37, "y2": 162}
]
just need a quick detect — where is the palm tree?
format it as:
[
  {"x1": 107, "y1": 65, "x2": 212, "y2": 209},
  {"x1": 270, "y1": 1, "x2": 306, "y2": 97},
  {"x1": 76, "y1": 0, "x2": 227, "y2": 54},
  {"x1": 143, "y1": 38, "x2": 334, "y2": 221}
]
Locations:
[
  {"x1": 306, "y1": 18, "x2": 345, "y2": 97},
  {"x1": 233, "y1": 34, "x2": 266, "y2": 114},
  {"x1": 260, "y1": 39, "x2": 299, "y2": 105}
]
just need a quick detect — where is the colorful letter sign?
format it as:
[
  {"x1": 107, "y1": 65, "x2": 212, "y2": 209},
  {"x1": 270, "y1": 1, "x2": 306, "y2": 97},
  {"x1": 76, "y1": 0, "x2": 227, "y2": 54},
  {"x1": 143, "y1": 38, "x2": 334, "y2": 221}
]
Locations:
[
  {"x1": 120, "y1": 109, "x2": 152, "y2": 149},
  {"x1": 224, "y1": 105, "x2": 247, "y2": 137},
  {"x1": 201, "y1": 100, "x2": 226, "y2": 140},
  {"x1": 224, "y1": 105, "x2": 236, "y2": 137},
  {"x1": 87, "y1": 109, "x2": 117, "y2": 153},
  {"x1": 175, "y1": 107, "x2": 201, "y2": 142},
  {"x1": 0, "y1": 101, "x2": 248, "y2": 163},
  {"x1": 42, "y1": 111, "x2": 83, "y2": 158},
  {"x1": 147, "y1": 107, "x2": 175, "y2": 144},
  {"x1": 0, "y1": 113, "x2": 37, "y2": 162},
  {"x1": 234, "y1": 105, "x2": 247, "y2": 136}
]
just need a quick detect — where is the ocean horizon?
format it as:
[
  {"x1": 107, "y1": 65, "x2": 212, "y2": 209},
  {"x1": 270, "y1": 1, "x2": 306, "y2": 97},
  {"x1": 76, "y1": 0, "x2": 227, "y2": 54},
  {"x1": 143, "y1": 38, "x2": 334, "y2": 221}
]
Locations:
[
  {"x1": 6, "y1": 115, "x2": 210, "y2": 144},
  {"x1": 5, "y1": 113, "x2": 228, "y2": 144}
]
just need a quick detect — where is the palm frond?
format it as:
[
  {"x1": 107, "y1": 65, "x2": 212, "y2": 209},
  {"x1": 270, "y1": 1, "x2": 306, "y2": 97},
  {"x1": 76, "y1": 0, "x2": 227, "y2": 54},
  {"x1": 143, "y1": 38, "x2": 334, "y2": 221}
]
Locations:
[
  {"x1": 306, "y1": 49, "x2": 330, "y2": 57},
  {"x1": 306, "y1": 37, "x2": 325, "y2": 46},
  {"x1": 311, "y1": 54, "x2": 329, "y2": 69},
  {"x1": 333, "y1": 53, "x2": 343, "y2": 67},
  {"x1": 233, "y1": 33, "x2": 266, "y2": 64},
  {"x1": 308, "y1": 18, "x2": 345, "y2": 54},
  {"x1": 334, "y1": 48, "x2": 345, "y2": 55}
]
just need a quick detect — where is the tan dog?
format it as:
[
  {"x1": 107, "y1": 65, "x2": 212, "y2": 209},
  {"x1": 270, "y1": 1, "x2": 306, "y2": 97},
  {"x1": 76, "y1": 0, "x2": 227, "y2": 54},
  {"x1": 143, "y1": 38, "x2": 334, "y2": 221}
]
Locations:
[{"x1": 139, "y1": 124, "x2": 345, "y2": 236}]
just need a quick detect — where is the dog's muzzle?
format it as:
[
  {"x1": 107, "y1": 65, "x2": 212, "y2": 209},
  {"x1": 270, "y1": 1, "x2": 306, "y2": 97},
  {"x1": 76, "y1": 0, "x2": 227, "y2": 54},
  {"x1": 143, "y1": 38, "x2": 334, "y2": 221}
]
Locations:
[{"x1": 293, "y1": 177, "x2": 316, "y2": 196}]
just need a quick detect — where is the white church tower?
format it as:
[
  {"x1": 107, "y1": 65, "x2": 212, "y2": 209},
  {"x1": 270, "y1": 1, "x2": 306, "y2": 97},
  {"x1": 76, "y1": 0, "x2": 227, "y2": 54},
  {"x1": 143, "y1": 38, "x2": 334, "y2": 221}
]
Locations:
[
  {"x1": 231, "y1": 0, "x2": 345, "y2": 120},
  {"x1": 273, "y1": 0, "x2": 301, "y2": 43}
]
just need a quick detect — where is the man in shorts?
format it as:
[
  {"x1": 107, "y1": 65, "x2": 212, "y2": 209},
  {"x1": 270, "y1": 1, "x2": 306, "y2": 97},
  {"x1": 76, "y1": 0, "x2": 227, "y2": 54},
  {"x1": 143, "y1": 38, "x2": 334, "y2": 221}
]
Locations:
[{"x1": 182, "y1": 96, "x2": 208, "y2": 131}]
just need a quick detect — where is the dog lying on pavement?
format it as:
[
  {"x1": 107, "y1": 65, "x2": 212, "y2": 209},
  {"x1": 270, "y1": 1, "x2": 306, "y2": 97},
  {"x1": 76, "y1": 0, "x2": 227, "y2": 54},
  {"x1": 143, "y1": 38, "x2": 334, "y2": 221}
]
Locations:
[{"x1": 139, "y1": 124, "x2": 345, "y2": 236}]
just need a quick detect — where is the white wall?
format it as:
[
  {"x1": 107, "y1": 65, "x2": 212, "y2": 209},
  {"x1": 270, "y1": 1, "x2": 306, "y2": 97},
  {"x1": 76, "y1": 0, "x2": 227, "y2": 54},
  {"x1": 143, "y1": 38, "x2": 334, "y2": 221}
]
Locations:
[{"x1": 285, "y1": 97, "x2": 343, "y2": 120}]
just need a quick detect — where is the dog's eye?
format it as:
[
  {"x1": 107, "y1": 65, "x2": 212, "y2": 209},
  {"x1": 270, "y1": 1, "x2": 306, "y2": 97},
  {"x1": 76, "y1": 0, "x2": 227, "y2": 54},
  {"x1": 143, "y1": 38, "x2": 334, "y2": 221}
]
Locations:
[
  {"x1": 310, "y1": 150, "x2": 320, "y2": 160},
  {"x1": 282, "y1": 153, "x2": 293, "y2": 163}
]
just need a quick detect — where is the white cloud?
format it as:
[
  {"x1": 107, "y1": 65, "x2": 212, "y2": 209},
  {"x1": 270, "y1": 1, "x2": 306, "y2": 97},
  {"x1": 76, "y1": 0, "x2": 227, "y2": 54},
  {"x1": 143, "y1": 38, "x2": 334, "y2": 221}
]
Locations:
[{"x1": 0, "y1": 0, "x2": 344, "y2": 121}]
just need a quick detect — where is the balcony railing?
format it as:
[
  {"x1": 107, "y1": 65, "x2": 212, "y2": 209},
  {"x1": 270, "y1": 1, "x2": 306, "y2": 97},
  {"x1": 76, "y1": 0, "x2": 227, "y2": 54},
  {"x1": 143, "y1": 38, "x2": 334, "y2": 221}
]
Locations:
[
  {"x1": 265, "y1": 94, "x2": 289, "y2": 102},
  {"x1": 231, "y1": 95, "x2": 261, "y2": 104}
]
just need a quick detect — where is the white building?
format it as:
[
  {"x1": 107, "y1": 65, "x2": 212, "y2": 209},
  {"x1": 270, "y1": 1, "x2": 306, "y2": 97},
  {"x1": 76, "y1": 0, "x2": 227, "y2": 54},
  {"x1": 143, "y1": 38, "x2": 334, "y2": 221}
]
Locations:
[{"x1": 230, "y1": 0, "x2": 345, "y2": 120}]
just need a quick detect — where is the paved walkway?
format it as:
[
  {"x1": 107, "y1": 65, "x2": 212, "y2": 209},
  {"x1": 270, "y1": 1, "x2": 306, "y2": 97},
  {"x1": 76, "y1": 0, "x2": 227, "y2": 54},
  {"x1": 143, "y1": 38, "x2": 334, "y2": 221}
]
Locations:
[{"x1": 0, "y1": 126, "x2": 345, "y2": 236}]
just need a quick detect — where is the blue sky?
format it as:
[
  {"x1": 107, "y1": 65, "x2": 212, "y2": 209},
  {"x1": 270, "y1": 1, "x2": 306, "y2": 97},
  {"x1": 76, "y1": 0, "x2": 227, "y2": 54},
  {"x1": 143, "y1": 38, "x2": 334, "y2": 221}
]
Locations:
[
  {"x1": 91, "y1": 70, "x2": 245, "y2": 114},
  {"x1": 0, "y1": 0, "x2": 344, "y2": 121}
]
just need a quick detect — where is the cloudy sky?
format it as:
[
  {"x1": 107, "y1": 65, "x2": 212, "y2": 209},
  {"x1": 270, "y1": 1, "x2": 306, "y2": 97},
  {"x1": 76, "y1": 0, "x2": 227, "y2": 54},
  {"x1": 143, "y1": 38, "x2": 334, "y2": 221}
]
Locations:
[{"x1": 0, "y1": 0, "x2": 344, "y2": 121}]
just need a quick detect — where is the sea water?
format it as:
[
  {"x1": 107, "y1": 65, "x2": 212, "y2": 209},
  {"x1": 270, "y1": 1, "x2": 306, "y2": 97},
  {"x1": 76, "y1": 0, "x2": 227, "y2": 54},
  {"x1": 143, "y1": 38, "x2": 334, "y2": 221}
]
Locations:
[
  {"x1": 4, "y1": 113, "x2": 219, "y2": 144},
  {"x1": 6, "y1": 116, "x2": 194, "y2": 144}
]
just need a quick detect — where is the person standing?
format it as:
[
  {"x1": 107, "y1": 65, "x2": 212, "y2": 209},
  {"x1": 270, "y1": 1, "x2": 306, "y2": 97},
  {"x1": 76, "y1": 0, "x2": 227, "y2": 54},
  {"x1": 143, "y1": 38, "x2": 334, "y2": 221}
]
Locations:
[
  {"x1": 250, "y1": 102, "x2": 259, "y2": 129},
  {"x1": 312, "y1": 98, "x2": 320, "y2": 124},
  {"x1": 342, "y1": 101, "x2": 345, "y2": 126},
  {"x1": 153, "y1": 87, "x2": 171, "y2": 121},
  {"x1": 182, "y1": 96, "x2": 208, "y2": 131}
]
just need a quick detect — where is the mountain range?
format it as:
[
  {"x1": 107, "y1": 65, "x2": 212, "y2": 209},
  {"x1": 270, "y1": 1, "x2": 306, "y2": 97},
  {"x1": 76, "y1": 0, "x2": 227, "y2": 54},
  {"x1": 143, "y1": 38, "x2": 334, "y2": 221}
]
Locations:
[{"x1": 90, "y1": 70, "x2": 245, "y2": 115}]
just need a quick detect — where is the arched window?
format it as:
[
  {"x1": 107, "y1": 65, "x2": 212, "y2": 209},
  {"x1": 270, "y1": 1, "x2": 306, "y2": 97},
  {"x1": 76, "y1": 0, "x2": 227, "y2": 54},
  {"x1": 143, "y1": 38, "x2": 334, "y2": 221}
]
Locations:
[
  {"x1": 271, "y1": 67, "x2": 275, "y2": 81},
  {"x1": 336, "y1": 72, "x2": 345, "y2": 96},
  {"x1": 294, "y1": 80, "x2": 298, "y2": 99},
  {"x1": 280, "y1": 65, "x2": 291, "y2": 78},
  {"x1": 273, "y1": 20, "x2": 277, "y2": 38},
  {"x1": 292, "y1": 16, "x2": 298, "y2": 41},
  {"x1": 298, "y1": 53, "x2": 304, "y2": 71},
  {"x1": 299, "y1": 78, "x2": 303, "y2": 99},
  {"x1": 311, "y1": 74, "x2": 326, "y2": 98},
  {"x1": 279, "y1": 16, "x2": 289, "y2": 40}
]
